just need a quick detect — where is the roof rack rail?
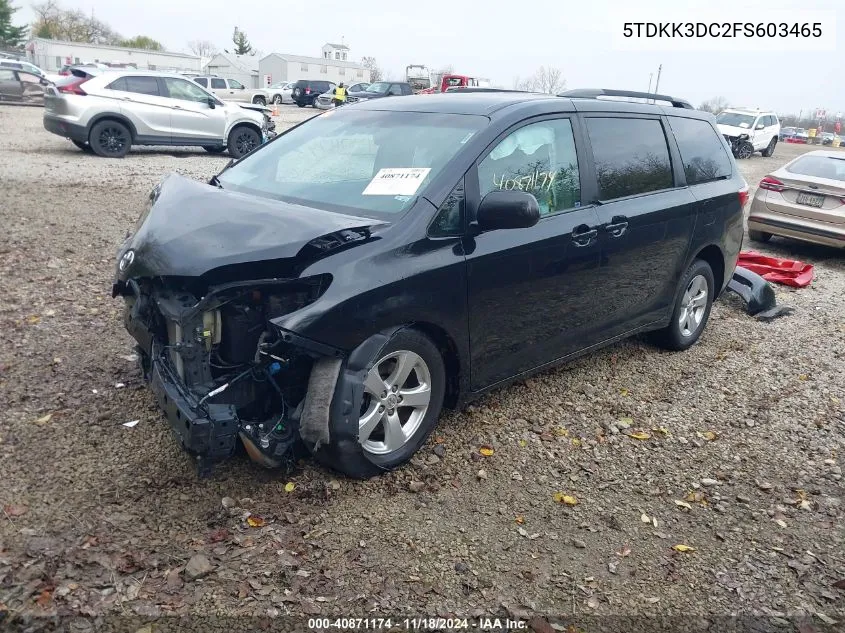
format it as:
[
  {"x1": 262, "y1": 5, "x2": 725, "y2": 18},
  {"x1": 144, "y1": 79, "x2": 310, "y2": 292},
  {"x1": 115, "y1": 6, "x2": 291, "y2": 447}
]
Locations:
[
  {"x1": 557, "y1": 88, "x2": 693, "y2": 109},
  {"x1": 444, "y1": 87, "x2": 536, "y2": 94}
]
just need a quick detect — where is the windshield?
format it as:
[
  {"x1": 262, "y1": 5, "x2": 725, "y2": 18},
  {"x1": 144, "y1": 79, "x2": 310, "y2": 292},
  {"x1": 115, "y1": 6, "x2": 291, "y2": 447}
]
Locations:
[
  {"x1": 365, "y1": 82, "x2": 389, "y2": 93},
  {"x1": 217, "y1": 109, "x2": 486, "y2": 217},
  {"x1": 786, "y1": 155, "x2": 845, "y2": 181},
  {"x1": 716, "y1": 112, "x2": 756, "y2": 129},
  {"x1": 270, "y1": 81, "x2": 288, "y2": 88}
]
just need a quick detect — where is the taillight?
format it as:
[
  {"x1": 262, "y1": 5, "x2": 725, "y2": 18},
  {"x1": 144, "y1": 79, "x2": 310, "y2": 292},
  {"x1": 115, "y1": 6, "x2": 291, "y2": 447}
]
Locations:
[
  {"x1": 57, "y1": 77, "x2": 88, "y2": 95},
  {"x1": 738, "y1": 183, "x2": 750, "y2": 208},
  {"x1": 305, "y1": 88, "x2": 311, "y2": 94},
  {"x1": 759, "y1": 176, "x2": 785, "y2": 192}
]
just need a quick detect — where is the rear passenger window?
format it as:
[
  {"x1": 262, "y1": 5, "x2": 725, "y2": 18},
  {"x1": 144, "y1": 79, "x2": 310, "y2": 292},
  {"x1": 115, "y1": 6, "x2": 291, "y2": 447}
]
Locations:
[
  {"x1": 477, "y1": 118, "x2": 581, "y2": 216},
  {"x1": 585, "y1": 118, "x2": 673, "y2": 200},
  {"x1": 210, "y1": 78, "x2": 226, "y2": 89},
  {"x1": 667, "y1": 117, "x2": 732, "y2": 185},
  {"x1": 194, "y1": 77, "x2": 207, "y2": 87},
  {"x1": 124, "y1": 76, "x2": 160, "y2": 96},
  {"x1": 106, "y1": 77, "x2": 127, "y2": 91}
]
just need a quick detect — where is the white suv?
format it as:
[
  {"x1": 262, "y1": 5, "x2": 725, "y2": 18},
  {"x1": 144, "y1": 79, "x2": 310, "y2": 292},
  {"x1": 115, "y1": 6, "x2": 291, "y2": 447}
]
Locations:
[
  {"x1": 43, "y1": 69, "x2": 269, "y2": 158},
  {"x1": 716, "y1": 108, "x2": 780, "y2": 157}
]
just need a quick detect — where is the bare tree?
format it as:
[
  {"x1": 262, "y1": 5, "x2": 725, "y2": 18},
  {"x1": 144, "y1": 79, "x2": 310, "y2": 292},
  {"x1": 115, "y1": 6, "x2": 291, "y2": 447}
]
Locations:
[
  {"x1": 188, "y1": 39, "x2": 217, "y2": 58},
  {"x1": 698, "y1": 96, "x2": 729, "y2": 114},
  {"x1": 31, "y1": 0, "x2": 120, "y2": 44},
  {"x1": 514, "y1": 66, "x2": 565, "y2": 94},
  {"x1": 361, "y1": 56, "x2": 382, "y2": 82}
]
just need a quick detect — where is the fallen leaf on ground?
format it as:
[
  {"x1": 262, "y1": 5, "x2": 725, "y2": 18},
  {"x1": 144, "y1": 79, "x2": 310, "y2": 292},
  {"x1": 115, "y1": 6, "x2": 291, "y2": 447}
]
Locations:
[
  {"x1": 27, "y1": 315, "x2": 40, "y2": 324},
  {"x1": 652, "y1": 427, "x2": 670, "y2": 436},
  {"x1": 208, "y1": 528, "x2": 229, "y2": 543},
  {"x1": 685, "y1": 490, "x2": 705, "y2": 503},
  {"x1": 35, "y1": 590, "x2": 52, "y2": 607},
  {"x1": 284, "y1": 482, "x2": 295, "y2": 493},
  {"x1": 553, "y1": 492, "x2": 578, "y2": 506},
  {"x1": 674, "y1": 500, "x2": 693, "y2": 510},
  {"x1": 798, "y1": 374, "x2": 808, "y2": 381},
  {"x1": 479, "y1": 447, "x2": 494, "y2": 457},
  {"x1": 571, "y1": 438, "x2": 581, "y2": 447},
  {"x1": 699, "y1": 431, "x2": 717, "y2": 441},
  {"x1": 3, "y1": 504, "x2": 28, "y2": 517},
  {"x1": 515, "y1": 515, "x2": 524, "y2": 524},
  {"x1": 673, "y1": 544, "x2": 695, "y2": 553},
  {"x1": 618, "y1": 417, "x2": 634, "y2": 426},
  {"x1": 246, "y1": 515, "x2": 266, "y2": 528},
  {"x1": 518, "y1": 439, "x2": 527, "y2": 447},
  {"x1": 555, "y1": 427, "x2": 568, "y2": 437},
  {"x1": 620, "y1": 388, "x2": 629, "y2": 396},
  {"x1": 34, "y1": 414, "x2": 52, "y2": 425},
  {"x1": 616, "y1": 546, "x2": 631, "y2": 557},
  {"x1": 629, "y1": 431, "x2": 651, "y2": 440}
]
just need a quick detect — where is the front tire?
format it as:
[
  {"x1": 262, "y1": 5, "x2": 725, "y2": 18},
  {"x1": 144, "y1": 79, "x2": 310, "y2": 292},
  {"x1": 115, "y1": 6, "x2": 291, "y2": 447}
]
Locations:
[
  {"x1": 749, "y1": 229, "x2": 772, "y2": 243},
  {"x1": 252, "y1": 95, "x2": 266, "y2": 106},
  {"x1": 316, "y1": 328, "x2": 446, "y2": 478},
  {"x1": 272, "y1": 94, "x2": 283, "y2": 105},
  {"x1": 651, "y1": 259, "x2": 715, "y2": 351},
  {"x1": 296, "y1": 101, "x2": 305, "y2": 108},
  {"x1": 761, "y1": 137, "x2": 777, "y2": 157},
  {"x1": 89, "y1": 120, "x2": 131, "y2": 158},
  {"x1": 227, "y1": 125, "x2": 261, "y2": 158},
  {"x1": 736, "y1": 141, "x2": 754, "y2": 159}
]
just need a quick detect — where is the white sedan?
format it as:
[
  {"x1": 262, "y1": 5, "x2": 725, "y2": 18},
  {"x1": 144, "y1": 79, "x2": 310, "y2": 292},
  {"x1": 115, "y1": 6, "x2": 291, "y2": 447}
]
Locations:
[{"x1": 266, "y1": 81, "x2": 294, "y2": 105}]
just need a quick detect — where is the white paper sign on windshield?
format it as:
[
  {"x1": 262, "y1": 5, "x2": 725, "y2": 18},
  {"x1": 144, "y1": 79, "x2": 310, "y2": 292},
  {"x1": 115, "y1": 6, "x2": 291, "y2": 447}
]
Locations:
[{"x1": 362, "y1": 168, "x2": 432, "y2": 196}]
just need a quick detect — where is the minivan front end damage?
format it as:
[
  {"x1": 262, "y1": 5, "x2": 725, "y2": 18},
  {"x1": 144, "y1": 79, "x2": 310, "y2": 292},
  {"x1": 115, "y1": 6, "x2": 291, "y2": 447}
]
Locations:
[{"x1": 116, "y1": 274, "x2": 347, "y2": 476}]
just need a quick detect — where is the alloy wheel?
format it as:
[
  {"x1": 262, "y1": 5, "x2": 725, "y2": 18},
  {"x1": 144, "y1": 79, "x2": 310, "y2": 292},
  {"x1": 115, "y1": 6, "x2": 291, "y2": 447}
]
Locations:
[
  {"x1": 358, "y1": 350, "x2": 432, "y2": 455},
  {"x1": 273, "y1": 95, "x2": 282, "y2": 104},
  {"x1": 235, "y1": 130, "x2": 258, "y2": 156},
  {"x1": 98, "y1": 126, "x2": 127, "y2": 155},
  {"x1": 678, "y1": 274, "x2": 708, "y2": 337}
]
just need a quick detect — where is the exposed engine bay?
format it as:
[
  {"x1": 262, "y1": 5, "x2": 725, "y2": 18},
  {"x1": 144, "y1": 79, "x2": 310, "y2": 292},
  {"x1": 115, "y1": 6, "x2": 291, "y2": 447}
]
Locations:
[{"x1": 120, "y1": 274, "x2": 335, "y2": 476}]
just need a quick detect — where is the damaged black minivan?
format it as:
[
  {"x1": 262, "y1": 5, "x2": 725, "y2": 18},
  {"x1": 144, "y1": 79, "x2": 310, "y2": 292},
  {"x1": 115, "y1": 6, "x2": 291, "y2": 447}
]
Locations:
[{"x1": 113, "y1": 89, "x2": 746, "y2": 477}]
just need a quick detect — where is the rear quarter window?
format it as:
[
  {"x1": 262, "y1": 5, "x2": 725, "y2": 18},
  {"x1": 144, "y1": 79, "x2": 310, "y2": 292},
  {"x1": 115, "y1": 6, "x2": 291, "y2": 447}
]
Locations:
[
  {"x1": 667, "y1": 117, "x2": 732, "y2": 185},
  {"x1": 194, "y1": 77, "x2": 208, "y2": 87},
  {"x1": 106, "y1": 77, "x2": 128, "y2": 91},
  {"x1": 585, "y1": 117, "x2": 673, "y2": 200}
]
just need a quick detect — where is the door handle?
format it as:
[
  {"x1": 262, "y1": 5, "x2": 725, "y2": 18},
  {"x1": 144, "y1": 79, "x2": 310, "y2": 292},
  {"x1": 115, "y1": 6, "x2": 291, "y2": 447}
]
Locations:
[
  {"x1": 605, "y1": 215, "x2": 629, "y2": 238},
  {"x1": 571, "y1": 224, "x2": 598, "y2": 247}
]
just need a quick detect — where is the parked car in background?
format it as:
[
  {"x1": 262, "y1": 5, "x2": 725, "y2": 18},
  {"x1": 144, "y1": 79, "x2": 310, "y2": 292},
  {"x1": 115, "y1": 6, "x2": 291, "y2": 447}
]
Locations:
[
  {"x1": 346, "y1": 81, "x2": 413, "y2": 103},
  {"x1": 716, "y1": 108, "x2": 780, "y2": 157},
  {"x1": 0, "y1": 59, "x2": 61, "y2": 83},
  {"x1": 315, "y1": 82, "x2": 371, "y2": 109},
  {"x1": 111, "y1": 88, "x2": 746, "y2": 478},
  {"x1": 0, "y1": 68, "x2": 52, "y2": 105},
  {"x1": 43, "y1": 69, "x2": 268, "y2": 158},
  {"x1": 291, "y1": 79, "x2": 336, "y2": 107},
  {"x1": 779, "y1": 126, "x2": 797, "y2": 141},
  {"x1": 786, "y1": 128, "x2": 809, "y2": 144},
  {"x1": 821, "y1": 132, "x2": 836, "y2": 145},
  {"x1": 748, "y1": 150, "x2": 845, "y2": 248},
  {"x1": 192, "y1": 76, "x2": 270, "y2": 105},
  {"x1": 266, "y1": 81, "x2": 294, "y2": 105}
]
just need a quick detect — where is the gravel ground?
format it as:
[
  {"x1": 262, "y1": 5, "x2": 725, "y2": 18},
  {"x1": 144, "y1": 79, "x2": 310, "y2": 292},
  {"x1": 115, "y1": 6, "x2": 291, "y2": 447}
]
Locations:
[{"x1": 0, "y1": 104, "x2": 843, "y2": 630}]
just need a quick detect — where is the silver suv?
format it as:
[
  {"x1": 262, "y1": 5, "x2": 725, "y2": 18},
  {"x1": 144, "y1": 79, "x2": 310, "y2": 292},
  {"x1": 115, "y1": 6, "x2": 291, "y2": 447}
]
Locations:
[{"x1": 43, "y1": 69, "x2": 269, "y2": 158}]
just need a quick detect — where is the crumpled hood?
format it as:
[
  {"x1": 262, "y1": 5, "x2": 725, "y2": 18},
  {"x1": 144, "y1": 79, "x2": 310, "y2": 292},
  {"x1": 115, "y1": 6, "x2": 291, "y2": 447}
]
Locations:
[
  {"x1": 717, "y1": 123, "x2": 752, "y2": 138},
  {"x1": 117, "y1": 173, "x2": 384, "y2": 280}
]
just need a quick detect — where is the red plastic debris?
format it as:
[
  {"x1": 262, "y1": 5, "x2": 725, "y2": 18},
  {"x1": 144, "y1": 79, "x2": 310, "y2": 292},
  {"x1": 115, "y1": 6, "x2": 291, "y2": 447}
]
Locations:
[{"x1": 738, "y1": 251, "x2": 814, "y2": 288}]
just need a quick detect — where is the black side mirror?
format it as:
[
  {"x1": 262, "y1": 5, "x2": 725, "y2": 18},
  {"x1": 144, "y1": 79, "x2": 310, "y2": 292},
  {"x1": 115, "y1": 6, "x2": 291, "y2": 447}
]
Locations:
[
  {"x1": 476, "y1": 190, "x2": 540, "y2": 231},
  {"x1": 207, "y1": 97, "x2": 216, "y2": 109}
]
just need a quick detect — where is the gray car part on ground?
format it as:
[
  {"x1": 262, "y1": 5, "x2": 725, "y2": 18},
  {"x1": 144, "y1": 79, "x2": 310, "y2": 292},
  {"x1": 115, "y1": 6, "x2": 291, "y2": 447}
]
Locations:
[{"x1": 726, "y1": 266, "x2": 794, "y2": 320}]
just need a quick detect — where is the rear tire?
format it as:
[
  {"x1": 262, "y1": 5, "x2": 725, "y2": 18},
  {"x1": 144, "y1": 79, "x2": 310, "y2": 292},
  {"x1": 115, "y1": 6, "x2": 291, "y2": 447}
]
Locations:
[
  {"x1": 72, "y1": 140, "x2": 93, "y2": 153},
  {"x1": 761, "y1": 137, "x2": 777, "y2": 157},
  {"x1": 227, "y1": 125, "x2": 261, "y2": 158},
  {"x1": 749, "y1": 229, "x2": 772, "y2": 243},
  {"x1": 651, "y1": 259, "x2": 715, "y2": 352},
  {"x1": 296, "y1": 101, "x2": 305, "y2": 108},
  {"x1": 272, "y1": 94, "x2": 283, "y2": 105},
  {"x1": 252, "y1": 95, "x2": 266, "y2": 106},
  {"x1": 88, "y1": 120, "x2": 131, "y2": 158},
  {"x1": 314, "y1": 328, "x2": 447, "y2": 478}
]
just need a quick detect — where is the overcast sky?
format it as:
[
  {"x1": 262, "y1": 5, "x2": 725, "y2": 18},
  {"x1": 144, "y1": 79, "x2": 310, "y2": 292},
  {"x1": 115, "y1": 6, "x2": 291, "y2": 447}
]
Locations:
[{"x1": 17, "y1": 0, "x2": 843, "y2": 114}]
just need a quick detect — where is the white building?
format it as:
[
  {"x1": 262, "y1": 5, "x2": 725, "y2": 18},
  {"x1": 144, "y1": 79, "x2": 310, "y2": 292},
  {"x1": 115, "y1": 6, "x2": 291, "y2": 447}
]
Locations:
[
  {"x1": 321, "y1": 42, "x2": 349, "y2": 62},
  {"x1": 259, "y1": 43, "x2": 369, "y2": 87},
  {"x1": 25, "y1": 37, "x2": 201, "y2": 72},
  {"x1": 203, "y1": 52, "x2": 260, "y2": 88}
]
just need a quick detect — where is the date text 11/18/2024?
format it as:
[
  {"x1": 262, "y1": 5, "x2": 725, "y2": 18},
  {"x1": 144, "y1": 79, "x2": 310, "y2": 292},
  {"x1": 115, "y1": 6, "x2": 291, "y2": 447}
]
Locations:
[{"x1": 307, "y1": 617, "x2": 529, "y2": 630}]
